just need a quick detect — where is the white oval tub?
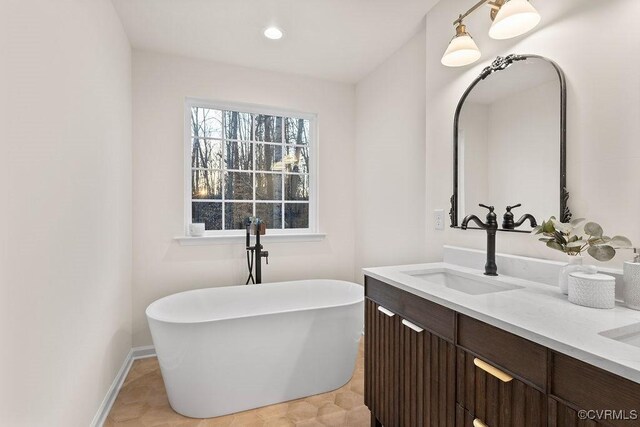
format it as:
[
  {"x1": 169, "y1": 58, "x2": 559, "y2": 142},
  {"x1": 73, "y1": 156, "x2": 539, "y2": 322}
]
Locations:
[{"x1": 146, "y1": 279, "x2": 364, "y2": 419}]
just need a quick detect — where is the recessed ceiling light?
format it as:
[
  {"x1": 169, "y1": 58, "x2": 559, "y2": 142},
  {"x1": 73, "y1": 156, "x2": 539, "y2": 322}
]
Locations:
[{"x1": 264, "y1": 27, "x2": 283, "y2": 40}]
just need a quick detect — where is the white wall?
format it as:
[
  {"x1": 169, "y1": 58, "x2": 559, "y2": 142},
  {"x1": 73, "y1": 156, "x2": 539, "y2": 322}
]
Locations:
[
  {"x1": 132, "y1": 52, "x2": 356, "y2": 346},
  {"x1": 355, "y1": 24, "x2": 427, "y2": 279},
  {"x1": 425, "y1": 0, "x2": 640, "y2": 267},
  {"x1": 0, "y1": 1, "x2": 132, "y2": 426}
]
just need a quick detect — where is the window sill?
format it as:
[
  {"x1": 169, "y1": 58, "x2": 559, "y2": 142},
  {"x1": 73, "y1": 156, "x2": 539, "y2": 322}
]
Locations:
[{"x1": 175, "y1": 233, "x2": 327, "y2": 246}]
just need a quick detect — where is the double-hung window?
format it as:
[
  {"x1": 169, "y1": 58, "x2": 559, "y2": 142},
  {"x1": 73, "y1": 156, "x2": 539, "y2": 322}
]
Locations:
[{"x1": 186, "y1": 100, "x2": 316, "y2": 236}]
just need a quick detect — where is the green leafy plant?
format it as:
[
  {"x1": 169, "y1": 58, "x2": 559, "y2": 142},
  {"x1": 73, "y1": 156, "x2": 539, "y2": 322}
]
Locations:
[{"x1": 532, "y1": 217, "x2": 632, "y2": 262}]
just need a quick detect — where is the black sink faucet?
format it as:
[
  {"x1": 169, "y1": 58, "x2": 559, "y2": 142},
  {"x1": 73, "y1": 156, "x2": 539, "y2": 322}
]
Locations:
[
  {"x1": 502, "y1": 204, "x2": 538, "y2": 230},
  {"x1": 461, "y1": 204, "x2": 498, "y2": 276}
]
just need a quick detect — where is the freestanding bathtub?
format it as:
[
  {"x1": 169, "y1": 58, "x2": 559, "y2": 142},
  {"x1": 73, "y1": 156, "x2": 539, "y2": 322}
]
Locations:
[{"x1": 146, "y1": 279, "x2": 364, "y2": 418}]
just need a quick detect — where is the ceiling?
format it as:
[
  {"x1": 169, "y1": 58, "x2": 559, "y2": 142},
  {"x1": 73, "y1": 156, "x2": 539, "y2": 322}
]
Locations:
[{"x1": 111, "y1": 0, "x2": 439, "y2": 83}]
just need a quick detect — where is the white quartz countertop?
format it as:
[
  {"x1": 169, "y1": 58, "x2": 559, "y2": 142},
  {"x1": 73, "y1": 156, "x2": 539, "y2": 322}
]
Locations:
[{"x1": 363, "y1": 261, "x2": 640, "y2": 384}]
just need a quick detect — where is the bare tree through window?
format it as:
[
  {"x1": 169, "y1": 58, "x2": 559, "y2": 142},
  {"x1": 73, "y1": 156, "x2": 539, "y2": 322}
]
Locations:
[{"x1": 189, "y1": 105, "x2": 312, "y2": 232}]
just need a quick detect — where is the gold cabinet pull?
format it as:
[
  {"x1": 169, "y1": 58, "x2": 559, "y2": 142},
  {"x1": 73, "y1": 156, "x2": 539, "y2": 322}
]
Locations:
[
  {"x1": 473, "y1": 419, "x2": 488, "y2": 427},
  {"x1": 473, "y1": 357, "x2": 513, "y2": 382},
  {"x1": 377, "y1": 306, "x2": 395, "y2": 317},
  {"x1": 401, "y1": 319, "x2": 424, "y2": 333}
]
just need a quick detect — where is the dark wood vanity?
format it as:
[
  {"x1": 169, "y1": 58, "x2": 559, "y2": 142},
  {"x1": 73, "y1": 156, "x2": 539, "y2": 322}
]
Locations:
[{"x1": 364, "y1": 276, "x2": 640, "y2": 427}]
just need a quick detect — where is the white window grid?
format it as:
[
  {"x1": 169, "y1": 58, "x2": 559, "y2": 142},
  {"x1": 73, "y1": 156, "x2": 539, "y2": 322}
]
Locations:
[{"x1": 185, "y1": 99, "x2": 318, "y2": 236}]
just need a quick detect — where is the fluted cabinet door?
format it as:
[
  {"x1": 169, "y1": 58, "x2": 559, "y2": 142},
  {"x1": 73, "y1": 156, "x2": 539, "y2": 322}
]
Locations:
[
  {"x1": 456, "y1": 348, "x2": 546, "y2": 427},
  {"x1": 365, "y1": 298, "x2": 456, "y2": 427},
  {"x1": 365, "y1": 299, "x2": 401, "y2": 427},
  {"x1": 365, "y1": 299, "x2": 372, "y2": 409},
  {"x1": 416, "y1": 328, "x2": 456, "y2": 427},
  {"x1": 455, "y1": 404, "x2": 476, "y2": 427},
  {"x1": 400, "y1": 317, "x2": 425, "y2": 427}
]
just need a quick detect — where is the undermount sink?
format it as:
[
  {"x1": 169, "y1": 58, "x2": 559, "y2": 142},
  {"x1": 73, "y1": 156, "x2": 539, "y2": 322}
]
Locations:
[
  {"x1": 600, "y1": 323, "x2": 640, "y2": 349},
  {"x1": 403, "y1": 268, "x2": 524, "y2": 295}
]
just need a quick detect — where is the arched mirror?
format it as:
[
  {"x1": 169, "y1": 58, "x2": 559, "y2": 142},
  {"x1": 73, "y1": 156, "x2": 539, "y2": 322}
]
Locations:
[{"x1": 450, "y1": 54, "x2": 570, "y2": 232}]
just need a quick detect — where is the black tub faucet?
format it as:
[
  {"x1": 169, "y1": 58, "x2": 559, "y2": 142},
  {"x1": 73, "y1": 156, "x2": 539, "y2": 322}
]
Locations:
[
  {"x1": 245, "y1": 218, "x2": 269, "y2": 284},
  {"x1": 502, "y1": 204, "x2": 538, "y2": 230},
  {"x1": 461, "y1": 204, "x2": 498, "y2": 276}
]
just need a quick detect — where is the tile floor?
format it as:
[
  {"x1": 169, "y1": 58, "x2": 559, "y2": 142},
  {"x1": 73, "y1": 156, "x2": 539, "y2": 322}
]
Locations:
[{"x1": 105, "y1": 339, "x2": 369, "y2": 426}]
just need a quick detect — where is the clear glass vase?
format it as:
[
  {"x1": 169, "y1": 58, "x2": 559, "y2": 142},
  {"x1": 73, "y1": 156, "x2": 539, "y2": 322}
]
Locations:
[{"x1": 559, "y1": 255, "x2": 583, "y2": 295}]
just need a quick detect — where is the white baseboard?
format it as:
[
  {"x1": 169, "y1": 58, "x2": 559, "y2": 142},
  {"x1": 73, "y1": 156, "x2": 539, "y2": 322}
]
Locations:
[
  {"x1": 89, "y1": 349, "x2": 134, "y2": 427},
  {"x1": 90, "y1": 345, "x2": 157, "y2": 427},
  {"x1": 132, "y1": 345, "x2": 157, "y2": 359}
]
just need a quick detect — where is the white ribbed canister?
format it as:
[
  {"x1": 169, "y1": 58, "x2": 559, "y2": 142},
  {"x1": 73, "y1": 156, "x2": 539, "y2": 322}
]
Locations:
[{"x1": 568, "y1": 272, "x2": 616, "y2": 309}]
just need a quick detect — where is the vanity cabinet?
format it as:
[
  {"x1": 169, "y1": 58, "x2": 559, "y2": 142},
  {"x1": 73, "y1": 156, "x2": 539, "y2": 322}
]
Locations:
[
  {"x1": 365, "y1": 279, "x2": 456, "y2": 427},
  {"x1": 456, "y1": 348, "x2": 546, "y2": 427},
  {"x1": 548, "y1": 352, "x2": 640, "y2": 427},
  {"x1": 456, "y1": 315, "x2": 547, "y2": 427},
  {"x1": 547, "y1": 399, "x2": 601, "y2": 427},
  {"x1": 364, "y1": 276, "x2": 640, "y2": 427}
]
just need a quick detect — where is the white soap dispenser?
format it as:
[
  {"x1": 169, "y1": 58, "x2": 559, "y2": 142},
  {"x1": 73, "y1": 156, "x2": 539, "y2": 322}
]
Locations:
[{"x1": 623, "y1": 248, "x2": 640, "y2": 310}]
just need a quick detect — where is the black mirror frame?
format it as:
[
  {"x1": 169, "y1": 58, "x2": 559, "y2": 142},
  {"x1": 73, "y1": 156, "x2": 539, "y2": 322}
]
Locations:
[{"x1": 449, "y1": 54, "x2": 571, "y2": 232}]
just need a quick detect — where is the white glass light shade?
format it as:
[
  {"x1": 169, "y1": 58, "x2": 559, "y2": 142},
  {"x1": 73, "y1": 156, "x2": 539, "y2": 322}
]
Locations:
[
  {"x1": 489, "y1": 0, "x2": 541, "y2": 40},
  {"x1": 441, "y1": 33, "x2": 481, "y2": 67}
]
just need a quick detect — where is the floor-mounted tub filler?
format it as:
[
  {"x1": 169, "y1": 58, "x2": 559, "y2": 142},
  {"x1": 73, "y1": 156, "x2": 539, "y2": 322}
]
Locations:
[{"x1": 146, "y1": 280, "x2": 364, "y2": 418}]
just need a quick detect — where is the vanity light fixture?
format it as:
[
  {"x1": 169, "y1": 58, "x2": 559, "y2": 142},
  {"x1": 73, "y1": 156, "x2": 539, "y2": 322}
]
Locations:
[
  {"x1": 441, "y1": 22, "x2": 482, "y2": 67},
  {"x1": 263, "y1": 26, "x2": 284, "y2": 40},
  {"x1": 442, "y1": 0, "x2": 541, "y2": 67},
  {"x1": 489, "y1": 0, "x2": 541, "y2": 39}
]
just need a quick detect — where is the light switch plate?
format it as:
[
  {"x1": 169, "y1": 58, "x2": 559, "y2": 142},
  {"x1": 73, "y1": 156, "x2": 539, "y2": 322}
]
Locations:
[{"x1": 434, "y1": 209, "x2": 445, "y2": 230}]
